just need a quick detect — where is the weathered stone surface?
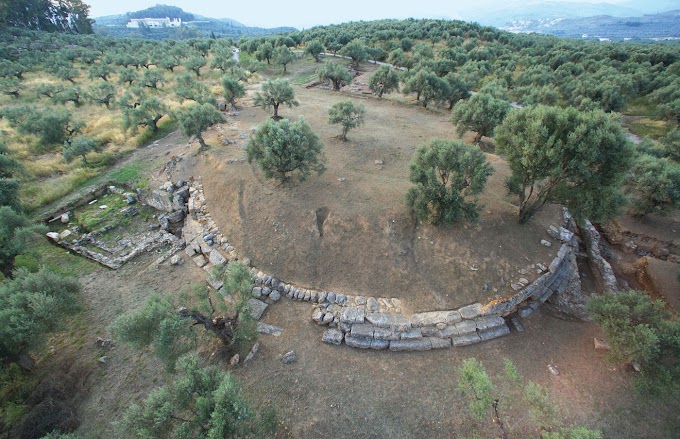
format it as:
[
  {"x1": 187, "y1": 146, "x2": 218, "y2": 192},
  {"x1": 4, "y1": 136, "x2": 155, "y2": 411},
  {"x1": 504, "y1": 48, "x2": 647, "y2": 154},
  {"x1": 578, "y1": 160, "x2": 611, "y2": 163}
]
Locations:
[
  {"x1": 459, "y1": 303, "x2": 483, "y2": 320},
  {"x1": 322, "y1": 313, "x2": 334, "y2": 325},
  {"x1": 541, "y1": 239, "x2": 552, "y2": 247},
  {"x1": 208, "y1": 249, "x2": 227, "y2": 267},
  {"x1": 318, "y1": 291, "x2": 328, "y2": 303},
  {"x1": 345, "y1": 335, "x2": 372, "y2": 349},
  {"x1": 192, "y1": 254, "x2": 208, "y2": 268},
  {"x1": 373, "y1": 327, "x2": 398, "y2": 341},
  {"x1": 312, "y1": 308, "x2": 324, "y2": 323},
  {"x1": 474, "y1": 315, "x2": 506, "y2": 331},
  {"x1": 336, "y1": 293, "x2": 346, "y2": 305},
  {"x1": 170, "y1": 255, "x2": 183, "y2": 266},
  {"x1": 322, "y1": 329, "x2": 344, "y2": 345},
  {"x1": 400, "y1": 329, "x2": 423, "y2": 340},
  {"x1": 355, "y1": 296, "x2": 367, "y2": 305},
  {"x1": 365, "y1": 312, "x2": 410, "y2": 330},
  {"x1": 594, "y1": 338, "x2": 611, "y2": 350},
  {"x1": 452, "y1": 333, "x2": 482, "y2": 346},
  {"x1": 340, "y1": 306, "x2": 365, "y2": 324},
  {"x1": 269, "y1": 290, "x2": 281, "y2": 301},
  {"x1": 366, "y1": 297, "x2": 379, "y2": 312},
  {"x1": 411, "y1": 310, "x2": 462, "y2": 327},
  {"x1": 518, "y1": 307, "x2": 533, "y2": 318},
  {"x1": 251, "y1": 287, "x2": 263, "y2": 299},
  {"x1": 351, "y1": 323, "x2": 374, "y2": 338},
  {"x1": 455, "y1": 320, "x2": 478, "y2": 335},
  {"x1": 327, "y1": 292, "x2": 336, "y2": 303},
  {"x1": 478, "y1": 325, "x2": 510, "y2": 341},
  {"x1": 59, "y1": 229, "x2": 72, "y2": 241},
  {"x1": 582, "y1": 220, "x2": 619, "y2": 292},
  {"x1": 262, "y1": 286, "x2": 271, "y2": 296},
  {"x1": 439, "y1": 325, "x2": 459, "y2": 338},
  {"x1": 206, "y1": 273, "x2": 223, "y2": 290},
  {"x1": 389, "y1": 339, "x2": 431, "y2": 351},
  {"x1": 184, "y1": 244, "x2": 196, "y2": 257},
  {"x1": 46, "y1": 232, "x2": 60, "y2": 241},
  {"x1": 282, "y1": 351, "x2": 297, "y2": 364},
  {"x1": 257, "y1": 322, "x2": 283, "y2": 336},
  {"x1": 246, "y1": 299, "x2": 268, "y2": 320},
  {"x1": 370, "y1": 339, "x2": 390, "y2": 350},
  {"x1": 429, "y1": 337, "x2": 452, "y2": 349}
]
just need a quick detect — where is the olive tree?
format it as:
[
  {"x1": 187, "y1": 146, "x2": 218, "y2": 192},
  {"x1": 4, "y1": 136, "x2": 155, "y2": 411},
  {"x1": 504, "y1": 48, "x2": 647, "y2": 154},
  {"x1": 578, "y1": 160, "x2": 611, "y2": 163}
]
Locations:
[
  {"x1": 221, "y1": 75, "x2": 245, "y2": 110},
  {"x1": 450, "y1": 92, "x2": 509, "y2": 143},
  {"x1": 272, "y1": 45, "x2": 295, "y2": 73},
  {"x1": 253, "y1": 78, "x2": 299, "y2": 119},
  {"x1": 369, "y1": 65, "x2": 399, "y2": 98},
  {"x1": 340, "y1": 39, "x2": 368, "y2": 67},
  {"x1": 495, "y1": 105, "x2": 633, "y2": 223},
  {"x1": 62, "y1": 136, "x2": 101, "y2": 165},
  {"x1": 175, "y1": 103, "x2": 224, "y2": 150},
  {"x1": 246, "y1": 117, "x2": 325, "y2": 183},
  {"x1": 626, "y1": 155, "x2": 680, "y2": 216},
  {"x1": 406, "y1": 139, "x2": 493, "y2": 225},
  {"x1": 305, "y1": 39, "x2": 324, "y2": 62},
  {"x1": 317, "y1": 61, "x2": 352, "y2": 91},
  {"x1": 328, "y1": 100, "x2": 365, "y2": 141}
]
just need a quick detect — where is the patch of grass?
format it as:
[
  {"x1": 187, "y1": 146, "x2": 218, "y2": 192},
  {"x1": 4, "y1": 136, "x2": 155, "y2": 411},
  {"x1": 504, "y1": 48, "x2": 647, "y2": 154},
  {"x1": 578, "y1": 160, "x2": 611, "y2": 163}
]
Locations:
[
  {"x1": 32, "y1": 239, "x2": 96, "y2": 276},
  {"x1": 627, "y1": 118, "x2": 673, "y2": 139},
  {"x1": 22, "y1": 167, "x2": 99, "y2": 211},
  {"x1": 291, "y1": 69, "x2": 319, "y2": 86},
  {"x1": 624, "y1": 97, "x2": 657, "y2": 117},
  {"x1": 74, "y1": 192, "x2": 128, "y2": 232},
  {"x1": 108, "y1": 161, "x2": 151, "y2": 189},
  {"x1": 131, "y1": 117, "x2": 177, "y2": 147}
]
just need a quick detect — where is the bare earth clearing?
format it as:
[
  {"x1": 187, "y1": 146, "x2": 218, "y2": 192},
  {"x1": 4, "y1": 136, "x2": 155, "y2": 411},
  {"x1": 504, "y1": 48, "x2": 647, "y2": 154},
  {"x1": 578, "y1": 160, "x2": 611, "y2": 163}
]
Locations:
[{"x1": 66, "y1": 60, "x2": 679, "y2": 438}]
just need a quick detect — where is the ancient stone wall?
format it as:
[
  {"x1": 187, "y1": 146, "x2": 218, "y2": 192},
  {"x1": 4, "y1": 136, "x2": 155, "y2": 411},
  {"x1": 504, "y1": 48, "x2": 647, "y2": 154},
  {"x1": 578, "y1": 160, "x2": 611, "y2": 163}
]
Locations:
[{"x1": 184, "y1": 180, "x2": 582, "y2": 351}]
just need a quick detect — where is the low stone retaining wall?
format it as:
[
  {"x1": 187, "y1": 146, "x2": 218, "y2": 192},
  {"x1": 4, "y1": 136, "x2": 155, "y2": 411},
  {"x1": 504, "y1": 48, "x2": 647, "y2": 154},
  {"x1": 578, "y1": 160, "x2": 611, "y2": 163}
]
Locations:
[{"x1": 183, "y1": 179, "x2": 583, "y2": 351}]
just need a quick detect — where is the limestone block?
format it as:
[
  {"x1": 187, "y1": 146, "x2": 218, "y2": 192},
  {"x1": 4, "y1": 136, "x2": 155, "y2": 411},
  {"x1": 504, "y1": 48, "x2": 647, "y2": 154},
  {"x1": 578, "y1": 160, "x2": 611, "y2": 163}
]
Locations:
[
  {"x1": 474, "y1": 315, "x2": 506, "y2": 331},
  {"x1": 454, "y1": 320, "x2": 477, "y2": 335},
  {"x1": 459, "y1": 303, "x2": 483, "y2": 320},
  {"x1": 478, "y1": 325, "x2": 510, "y2": 341},
  {"x1": 322, "y1": 329, "x2": 344, "y2": 345},
  {"x1": 389, "y1": 339, "x2": 431, "y2": 351},
  {"x1": 400, "y1": 328, "x2": 423, "y2": 340},
  {"x1": 345, "y1": 335, "x2": 372, "y2": 349},
  {"x1": 192, "y1": 254, "x2": 208, "y2": 268},
  {"x1": 373, "y1": 327, "x2": 399, "y2": 341},
  {"x1": 246, "y1": 298, "x2": 268, "y2": 320},
  {"x1": 452, "y1": 333, "x2": 482, "y2": 346},
  {"x1": 411, "y1": 310, "x2": 461, "y2": 327},
  {"x1": 428, "y1": 337, "x2": 452, "y2": 349},
  {"x1": 340, "y1": 306, "x2": 365, "y2": 324},
  {"x1": 209, "y1": 249, "x2": 227, "y2": 267},
  {"x1": 370, "y1": 339, "x2": 390, "y2": 350},
  {"x1": 350, "y1": 323, "x2": 375, "y2": 338}
]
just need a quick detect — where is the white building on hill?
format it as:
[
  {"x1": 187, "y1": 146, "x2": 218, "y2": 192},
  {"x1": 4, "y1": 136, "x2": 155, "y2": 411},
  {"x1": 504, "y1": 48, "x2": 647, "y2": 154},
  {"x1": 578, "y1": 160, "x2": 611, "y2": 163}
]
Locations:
[{"x1": 126, "y1": 17, "x2": 182, "y2": 28}]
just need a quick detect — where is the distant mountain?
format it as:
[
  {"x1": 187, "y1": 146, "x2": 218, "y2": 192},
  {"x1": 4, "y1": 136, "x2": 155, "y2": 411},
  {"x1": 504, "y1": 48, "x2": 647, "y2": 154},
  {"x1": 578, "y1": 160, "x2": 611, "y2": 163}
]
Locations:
[
  {"x1": 92, "y1": 4, "x2": 294, "y2": 40},
  {"x1": 497, "y1": 9, "x2": 680, "y2": 40}
]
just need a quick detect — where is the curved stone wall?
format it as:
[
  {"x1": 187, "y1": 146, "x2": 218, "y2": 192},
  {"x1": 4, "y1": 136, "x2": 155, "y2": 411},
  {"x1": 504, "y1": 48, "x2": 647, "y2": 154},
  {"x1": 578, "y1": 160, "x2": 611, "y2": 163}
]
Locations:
[{"x1": 183, "y1": 179, "x2": 580, "y2": 351}]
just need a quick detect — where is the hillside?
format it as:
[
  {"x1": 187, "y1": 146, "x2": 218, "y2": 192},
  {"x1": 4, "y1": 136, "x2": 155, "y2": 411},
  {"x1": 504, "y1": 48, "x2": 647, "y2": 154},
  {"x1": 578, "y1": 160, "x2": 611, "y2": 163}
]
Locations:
[
  {"x1": 93, "y1": 4, "x2": 294, "y2": 40},
  {"x1": 500, "y1": 9, "x2": 680, "y2": 40}
]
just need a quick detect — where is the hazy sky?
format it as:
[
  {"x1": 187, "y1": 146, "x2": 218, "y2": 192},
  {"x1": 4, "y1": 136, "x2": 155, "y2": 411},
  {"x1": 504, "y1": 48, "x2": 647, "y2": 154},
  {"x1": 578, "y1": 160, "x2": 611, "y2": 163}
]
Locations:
[{"x1": 86, "y1": 0, "x2": 673, "y2": 29}]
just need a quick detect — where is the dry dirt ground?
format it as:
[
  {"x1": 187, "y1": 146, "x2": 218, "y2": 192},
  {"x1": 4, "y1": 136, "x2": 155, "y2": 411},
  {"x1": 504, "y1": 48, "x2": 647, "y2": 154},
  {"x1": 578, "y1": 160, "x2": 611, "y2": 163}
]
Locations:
[{"x1": 63, "y1": 60, "x2": 680, "y2": 438}]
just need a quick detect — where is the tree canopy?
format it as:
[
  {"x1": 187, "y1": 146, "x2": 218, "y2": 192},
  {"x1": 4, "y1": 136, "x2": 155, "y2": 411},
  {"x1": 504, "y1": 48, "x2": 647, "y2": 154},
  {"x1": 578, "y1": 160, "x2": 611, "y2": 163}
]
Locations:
[
  {"x1": 253, "y1": 78, "x2": 299, "y2": 119},
  {"x1": 246, "y1": 117, "x2": 325, "y2": 183},
  {"x1": 450, "y1": 92, "x2": 509, "y2": 143},
  {"x1": 317, "y1": 61, "x2": 352, "y2": 91},
  {"x1": 406, "y1": 139, "x2": 493, "y2": 224},
  {"x1": 328, "y1": 100, "x2": 366, "y2": 141},
  {"x1": 175, "y1": 103, "x2": 224, "y2": 149},
  {"x1": 495, "y1": 105, "x2": 634, "y2": 223}
]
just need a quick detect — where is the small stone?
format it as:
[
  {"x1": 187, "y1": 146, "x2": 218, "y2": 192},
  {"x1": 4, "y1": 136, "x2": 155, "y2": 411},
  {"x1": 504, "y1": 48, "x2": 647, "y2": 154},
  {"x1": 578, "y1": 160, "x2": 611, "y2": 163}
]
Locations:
[
  {"x1": 312, "y1": 309, "x2": 324, "y2": 323},
  {"x1": 374, "y1": 159, "x2": 384, "y2": 165},
  {"x1": 246, "y1": 299, "x2": 268, "y2": 320},
  {"x1": 284, "y1": 284, "x2": 291, "y2": 294},
  {"x1": 518, "y1": 277, "x2": 529, "y2": 286},
  {"x1": 511, "y1": 283, "x2": 522, "y2": 291},
  {"x1": 336, "y1": 293, "x2": 346, "y2": 305},
  {"x1": 632, "y1": 362, "x2": 641, "y2": 372},
  {"x1": 435, "y1": 323, "x2": 447, "y2": 330},
  {"x1": 262, "y1": 286, "x2": 271, "y2": 296},
  {"x1": 548, "y1": 226, "x2": 560, "y2": 239},
  {"x1": 366, "y1": 297, "x2": 379, "y2": 312},
  {"x1": 251, "y1": 287, "x2": 263, "y2": 299},
  {"x1": 319, "y1": 291, "x2": 328, "y2": 302},
  {"x1": 244, "y1": 342, "x2": 259, "y2": 364},
  {"x1": 229, "y1": 354, "x2": 240, "y2": 366},
  {"x1": 60, "y1": 212, "x2": 70, "y2": 223},
  {"x1": 547, "y1": 364, "x2": 560, "y2": 376},
  {"x1": 192, "y1": 254, "x2": 208, "y2": 268},
  {"x1": 257, "y1": 323, "x2": 282, "y2": 336},
  {"x1": 170, "y1": 255, "x2": 183, "y2": 266},
  {"x1": 327, "y1": 292, "x2": 336, "y2": 303},
  {"x1": 269, "y1": 290, "x2": 281, "y2": 301},
  {"x1": 541, "y1": 239, "x2": 552, "y2": 247},
  {"x1": 98, "y1": 356, "x2": 108, "y2": 364},
  {"x1": 322, "y1": 313, "x2": 334, "y2": 325},
  {"x1": 59, "y1": 229, "x2": 72, "y2": 241},
  {"x1": 459, "y1": 303, "x2": 482, "y2": 320},
  {"x1": 282, "y1": 351, "x2": 297, "y2": 364},
  {"x1": 355, "y1": 296, "x2": 367, "y2": 305},
  {"x1": 518, "y1": 307, "x2": 533, "y2": 318}
]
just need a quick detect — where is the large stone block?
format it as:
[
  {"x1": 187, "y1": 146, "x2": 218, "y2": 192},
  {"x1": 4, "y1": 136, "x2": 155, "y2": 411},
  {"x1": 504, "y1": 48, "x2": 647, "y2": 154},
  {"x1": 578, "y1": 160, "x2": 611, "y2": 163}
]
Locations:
[
  {"x1": 373, "y1": 327, "x2": 399, "y2": 341},
  {"x1": 452, "y1": 333, "x2": 482, "y2": 346},
  {"x1": 459, "y1": 303, "x2": 483, "y2": 320},
  {"x1": 322, "y1": 329, "x2": 344, "y2": 345},
  {"x1": 454, "y1": 320, "x2": 477, "y2": 335},
  {"x1": 370, "y1": 339, "x2": 390, "y2": 350},
  {"x1": 400, "y1": 328, "x2": 423, "y2": 340},
  {"x1": 340, "y1": 306, "x2": 365, "y2": 324},
  {"x1": 429, "y1": 337, "x2": 452, "y2": 349},
  {"x1": 350, "y1": 323, "x2": 375, "y2": 338},
  {"x1": 411, "y1": 310, "x2": 462, "y2": 327},
  {"x1": 209, "y1": 249, "x2": 227, "y2": 267},
  {"x1": 438, "y1": 325, "x2": 459, "y2": 338},
  {"x1": 389, "y1": 339, "x2": 432, "y2": 351},
  {"x1": 366, "y1": 312, "x2": 411, "y2": 330},
  {"x1": 479, "y1": 324, "x2": 510, "y2": 341},
  {"x1": 345, "y1": 335, "x2": 372, "y2": 349},
  {"x1": 474, "y1": 315, "x2": 506, "y2": 331},
  {"x1": 246, "y1": 299, "x2": 268, "y2": 320}
]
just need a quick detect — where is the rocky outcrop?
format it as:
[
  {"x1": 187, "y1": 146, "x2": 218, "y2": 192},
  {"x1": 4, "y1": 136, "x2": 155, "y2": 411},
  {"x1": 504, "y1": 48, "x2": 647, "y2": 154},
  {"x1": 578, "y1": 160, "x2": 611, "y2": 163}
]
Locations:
[{"x1": 580, "y1": 219, "x2": 619, "y2": 292}]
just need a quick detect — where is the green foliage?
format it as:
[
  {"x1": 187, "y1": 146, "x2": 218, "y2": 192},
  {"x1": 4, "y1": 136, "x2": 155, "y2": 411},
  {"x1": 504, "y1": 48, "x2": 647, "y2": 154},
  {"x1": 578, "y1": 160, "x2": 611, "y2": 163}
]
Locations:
[
  {"x1": 51, "y1": 86, "x2": 83, "y2": 107},
  {"x1": 0, "y1": 207, "x2": 46, "y2": 275},
  {"x1": 443, "y1": 73, "x2": 470, "y2": 109},
  {"x1": 587, "y1": 290, "x2": 680, "y2": 388},
  {"x1": 340, "y1": 39, "x2": 368, "y2": 66},
  {"x1": 88, "y1": 80, "x2": 116, "y2": 108},
  {"x1": 626, "y1": 155, "x2": 680, "y2": 216},
  {"x1": 0, "y1": 78, "x2": 21, "y2": 98},
  {"x1": 369, "y1": 65, "x2": 399, "y2": 97},
  {"x1": 0, "y1": 268, "x2": 81, "y2": 363},
  {"x1": 402, "y1": 69, "x2": 449, "y2": 108},
  {"x1": 255, "y1": 42, "x2": 274, "y2": 64},
  {"x1": 140, "y1": 69, "x2": 164, "y2": 89},
  {"x1": 541, "y1": 427, "x2": 604, "y2": 439},
  {"x1": 457, "y1": 358, "x2": 494, "y2": 420},
  {"x1": 0, "y1": 0, "x2": 93, "y2": 33},
  {"x1": 328, "y1": 100, "x2": 365, "y2": 141},
  {"x1": 62, "y1": 136, "x2": 101, "y2": 165},
  {"x1": 316, "y1": 61, "x2": 352, "y2": 91},
  {"x1": 88, "y1": 63, "x2": 114, "y2": 82},
  {"x1": 123, "y1": 97, "x2": 167, "y2": 133},
  {"x1": 503, "y1": 358, "x2": 522, "y2": 385},
  {"x1": 174, "y1": 73, "x2": 214, "y2": 104},
  {"x1": 450, "y1": 92, "x2": 509, "y2": 143},
  {"x1": 661, "y1": 128, "x2": 680, "y2": 162},
  {"x1": 0, "y1": 106, "x2": 74, "y2": 147},
  {"x1": 252, "y1": 78, "x2": 299, "y2": 119},
  {"x1": 210, "y1": 50, "x2": 238, "y2": 73},
  {"x1": 305, "y1": 39, "x2": 325, "y2": 62},
  {"x1": 221, "y1": 75, "x2": 245, "y2": 109},
  {"x1": 406, "y1": 139, "x2": 493, "y2": 225},
  {"x1": 524, "y1": 381, "x2": 558, "y2": 426},
  {"x1": 117, "y1": 67, "x2": 138, "y2": 85},
  {"x1": 272, "y1": 45, "x2": 295, "y2": 73},
  {"x1": 495, "y1": 105, "x2": 633, "y2": 223},
  {"x1": 175, "y1": 103, "x2": 224, "y2": 149},
  {"x1": 184, "y1": 56, "x2": 206, "y2": 77},
  {"x1": 119, "y1": 353, "x2": 277, "y2": 438},
  {"x1": 0, "y1": 143, "x2": 21, "y2": 211},
  {"x1": 246, "y1": 117, "x2": 325, "y2": 183}
]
